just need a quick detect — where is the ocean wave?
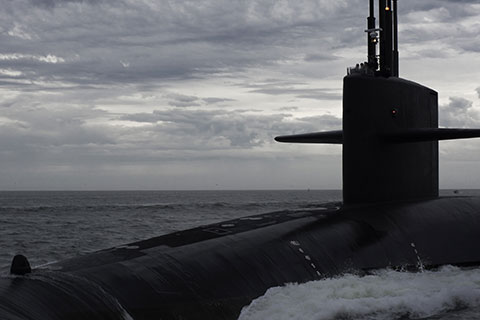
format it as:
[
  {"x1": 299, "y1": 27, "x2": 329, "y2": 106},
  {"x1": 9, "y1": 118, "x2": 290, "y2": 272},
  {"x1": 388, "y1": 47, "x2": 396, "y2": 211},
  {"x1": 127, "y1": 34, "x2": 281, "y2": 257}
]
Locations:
[
  {"x1": 238, "y1": 266, "x2": 480, "y2": 320},
  {"x1": 0, "y1": 201, "x2": 280, "y2": 214}
]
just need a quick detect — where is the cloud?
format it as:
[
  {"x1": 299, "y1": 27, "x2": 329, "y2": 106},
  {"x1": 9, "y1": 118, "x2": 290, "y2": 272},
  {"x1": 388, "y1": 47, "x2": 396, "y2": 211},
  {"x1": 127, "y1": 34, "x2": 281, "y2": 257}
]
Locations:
[
  {"x1": 304, "y1": 53, "x2": 339, "y2": 62},
  {"x1": 297, "y1": 115, "x2": 342, "y2": 130},
  {"x1": 119, "y1": 106, "x2": 342, "y2": 151},
  {"x1": 440, "y1": 97, "x2": 480, "y2": 128},
  {"x1": 251, "y1": 86, "x2": 341, "y2": 101},
  {"x1": 121, "y1": 108, "x2": 280, "y2": 148},
  {"x1": 202, "y1": 97, "x2": 236, "y2": 105},
  {"x1": 245, "y1": 79, "x2": 342, "y2": 101},
  {"x1": 2, "y1": 0, "x2": 475, "y2": 96},
  {"x1": 400, "y1": 1, "x2": 480, "y2": 56},
  {"x1": 269, "y1": 114, "x2": 342, "y2": 142},
  {"x1": 0, "y1": 53, "x2": 65, "y2": 63},
  {"x1": 166, "y1": 93, "x2": 201, "y2": 108},
  {"x1": 0, "y1": 0, "x2": 479, "y2": 189},
  {"x1": 164, "y1": 93, "x2": 235, "y2": 108},
  {"x1": 0, "y1": 0, "x2": 371, "y2": 96},
  {"x1": 279, "y1": 106, "x2": 299, "y2": 111},
  {"x1": 28, "y1": 0, "x2": 103, "y2": 9},
  {"x1": 0, "y1": 104, "x2": 114, "y2": 151},
  {"x1": 2, "y1": 0, "x2": 478, "y2": 87}
]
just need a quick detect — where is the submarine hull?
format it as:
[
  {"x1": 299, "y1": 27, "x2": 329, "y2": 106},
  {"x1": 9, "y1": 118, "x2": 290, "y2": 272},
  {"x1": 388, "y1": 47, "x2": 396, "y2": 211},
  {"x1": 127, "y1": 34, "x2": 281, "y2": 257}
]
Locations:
[{"x1": 2, "y1": 197, "x2": 480, "y2": 319}]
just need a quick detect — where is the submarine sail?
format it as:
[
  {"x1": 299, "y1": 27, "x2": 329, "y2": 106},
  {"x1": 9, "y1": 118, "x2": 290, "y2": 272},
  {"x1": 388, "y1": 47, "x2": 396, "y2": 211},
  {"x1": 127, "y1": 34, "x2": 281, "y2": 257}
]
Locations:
[{"x1": 276, "y1": 0, "x2": 480, "y2": 204}]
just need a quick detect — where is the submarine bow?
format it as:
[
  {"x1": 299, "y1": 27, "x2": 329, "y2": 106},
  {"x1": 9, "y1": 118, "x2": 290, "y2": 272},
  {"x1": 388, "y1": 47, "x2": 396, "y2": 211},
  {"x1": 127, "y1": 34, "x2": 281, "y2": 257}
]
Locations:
[{"x1": 3, "y1": 1, "x2": 480, "y2": 319}]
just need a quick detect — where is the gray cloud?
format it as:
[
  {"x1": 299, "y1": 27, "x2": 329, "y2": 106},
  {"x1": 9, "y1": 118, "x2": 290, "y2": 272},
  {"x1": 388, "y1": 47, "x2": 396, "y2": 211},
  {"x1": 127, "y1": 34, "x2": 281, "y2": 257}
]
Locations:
[
  {"x1": 245, "y1": 79, "x2": 342, "y2": 101},
  {"x1": 297, "y1": 115, "x2": 342, "y2": 130},
  {"x1": 202, "y1": 97, "x2": 236, "y2": 105},
  {"x1": 304, "y1": 53, "x2": 339, "y2": 62},
  {"x1": 28, "y1": 0, "x2": 103, "y2": 8},
  {"x1": 165, "y1": 93, "x2": 235, "y2": 108},
  {"x1": 119, "y1": 107, "x2": 341, "y2": 151},
  {"x1": 279, "y1": 106, "x2": 299, "y2": 111},
  {"x1": 251, "y1": 87, "x2": 341, "y2": 101},
  {"x1": 0, "y1": 0, "x2": 360, "y2": 92},
  {"x1": 0, "y1": 0, "x2": 479, "y2": 190},
  {"x1": 440, "y1": 97, "x2": 480, "y2": 128},
  {"x1": 400, "y1": 1, "x2": 480, "y2": 55},
  {"x1": 166, "y1": 93, "x2": 201, "y2": 108},
  {"x1": 2, "y1": 0, "x2": 476, "y2": 95},
  {"x1": 402, "y1": 0, "x2": 479, "y2": 18},
  {"x1": 121, "y1": 108, "x2": 282, "y2": 148},
  {"x1": 0, "y1": 103, "x2": 114, "y2": 151},
  {"x1": 270, "y1": 114, "x2": 342, "y2": 139}
]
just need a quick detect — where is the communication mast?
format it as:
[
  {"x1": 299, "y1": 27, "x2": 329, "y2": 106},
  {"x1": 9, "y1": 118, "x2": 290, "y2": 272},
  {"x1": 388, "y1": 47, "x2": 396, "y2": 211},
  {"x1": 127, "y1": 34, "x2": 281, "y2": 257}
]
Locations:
[{"x1": 364, "y1": 0, "x2": 399, "y2": 77}]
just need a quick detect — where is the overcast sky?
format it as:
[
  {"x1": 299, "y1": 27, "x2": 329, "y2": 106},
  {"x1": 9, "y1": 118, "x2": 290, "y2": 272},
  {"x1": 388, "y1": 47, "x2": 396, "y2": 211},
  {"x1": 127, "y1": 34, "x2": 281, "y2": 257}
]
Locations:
[{"x1": 0, "y1": 0, "x2": 479, "y2": 190}]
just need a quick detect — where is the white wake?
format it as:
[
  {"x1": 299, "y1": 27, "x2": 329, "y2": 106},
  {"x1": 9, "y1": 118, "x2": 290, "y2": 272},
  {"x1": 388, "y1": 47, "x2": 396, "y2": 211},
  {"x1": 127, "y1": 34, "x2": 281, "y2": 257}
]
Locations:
[{"x1": 239, "y1": 266, "x2": 480, "y2": 320}]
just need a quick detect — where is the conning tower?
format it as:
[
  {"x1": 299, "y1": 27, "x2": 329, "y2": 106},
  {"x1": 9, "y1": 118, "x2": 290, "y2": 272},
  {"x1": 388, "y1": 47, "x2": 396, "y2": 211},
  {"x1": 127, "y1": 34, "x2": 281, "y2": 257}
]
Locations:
[{"x1": 276, "y1": 0, "x2": 480, "y2": 205}]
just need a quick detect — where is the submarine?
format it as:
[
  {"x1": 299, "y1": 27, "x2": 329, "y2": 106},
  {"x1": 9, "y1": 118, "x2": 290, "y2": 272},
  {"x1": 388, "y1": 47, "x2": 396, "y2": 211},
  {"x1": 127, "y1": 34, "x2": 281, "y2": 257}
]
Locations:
[{"x1": 2, "y1": 0, "x2": 480, "y2": 319}]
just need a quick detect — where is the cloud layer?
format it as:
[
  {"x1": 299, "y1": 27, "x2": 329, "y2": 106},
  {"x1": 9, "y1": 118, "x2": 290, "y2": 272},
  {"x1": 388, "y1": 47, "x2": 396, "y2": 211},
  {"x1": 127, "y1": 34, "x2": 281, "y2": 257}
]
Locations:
[{"x1": 0, "y1": 0, "x2": 479, "y2": 189}]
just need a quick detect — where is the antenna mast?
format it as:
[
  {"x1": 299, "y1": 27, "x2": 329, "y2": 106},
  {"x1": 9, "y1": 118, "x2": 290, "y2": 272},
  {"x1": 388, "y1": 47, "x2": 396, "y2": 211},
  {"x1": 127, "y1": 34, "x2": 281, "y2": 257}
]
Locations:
[
  {"x1": 377, "y1": 0, "x2": 399, "y2": 77},
  {"x1": 367, "y1": 0, "x2": 378, "y2": 70},
  {"x1": 354, "y1": 0, "x2": 400, "y2": 76},
  {"x1": 392, "y1": 0, "x2": 399, "y2": 76},
  {"x1": 379, "y1": 0, "x2": 392, "y2": 76}
]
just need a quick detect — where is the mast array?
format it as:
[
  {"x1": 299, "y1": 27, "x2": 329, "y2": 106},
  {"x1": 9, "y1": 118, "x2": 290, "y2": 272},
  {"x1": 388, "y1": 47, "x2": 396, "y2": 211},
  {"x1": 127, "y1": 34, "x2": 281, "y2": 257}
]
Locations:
[{"x1": 365, "y1": 0, "x2": 399, "y2": 77}]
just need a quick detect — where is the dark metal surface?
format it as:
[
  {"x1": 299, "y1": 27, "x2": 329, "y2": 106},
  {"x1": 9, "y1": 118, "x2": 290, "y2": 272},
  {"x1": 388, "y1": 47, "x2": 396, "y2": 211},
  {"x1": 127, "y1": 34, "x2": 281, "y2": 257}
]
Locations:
[
  {"x1": 2, "y1": 198, "x2": 480, "y2": 320},
  {"x1": 384, "y1": 128, "x2": 480, "y2": 142},
  {"x1": 274, "y1": 130, "x2": 343, "y2": 144},
  {"x1": 342, "y1": 75, "x2": 439, "y2": 204},
  {"x1": 0, "y1": 271, "x2": 131, "y2": 320},
  {"x1": 367, "y1": 0, "x2": 377, "y2": 70},
  {"x1": 392, "y1": 0, "x2": 399, "y2": 76}
]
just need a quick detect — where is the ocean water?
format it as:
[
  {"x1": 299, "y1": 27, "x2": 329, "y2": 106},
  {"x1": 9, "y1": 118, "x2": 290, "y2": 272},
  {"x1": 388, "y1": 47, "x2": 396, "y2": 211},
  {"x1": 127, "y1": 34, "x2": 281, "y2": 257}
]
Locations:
[
  {"x1": 1, "y1": 189, "x2": 480, "y2": 319},
  {"x1": 239, "y1": 266, "x2": 480, "y2": 320}
]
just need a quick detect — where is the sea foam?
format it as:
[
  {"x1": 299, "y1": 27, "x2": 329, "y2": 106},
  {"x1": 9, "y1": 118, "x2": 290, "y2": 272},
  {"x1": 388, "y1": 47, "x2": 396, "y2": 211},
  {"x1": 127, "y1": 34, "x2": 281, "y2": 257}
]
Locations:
[{"x1": 238, "y1": 266, "x2": 480, "y2": 320}]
